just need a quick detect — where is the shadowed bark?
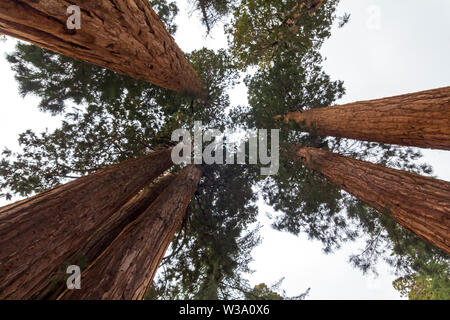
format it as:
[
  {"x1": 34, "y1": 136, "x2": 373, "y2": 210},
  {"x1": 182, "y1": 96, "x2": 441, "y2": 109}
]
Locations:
[
  {"x1": 0, "y1": 148, "x2": 173, "y2": 299},
  {"x1": 59, "y1": 165, "x2": 203, "y2": 300},
  {"x1": 294, "y1": 146, "x2": 450, "y2": 254},
  {"x1": 278, "y1": 87, "x2": 450, "y2": 150},
  {"x1": 39, "y1": 173, "x2": 177, "y2": 299},
  {"x1": 0, "y1": 0, "x2": 205, "y2": 96}
]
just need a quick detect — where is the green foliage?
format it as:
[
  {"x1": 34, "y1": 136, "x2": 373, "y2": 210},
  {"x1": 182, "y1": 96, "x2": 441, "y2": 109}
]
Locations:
[
  {"x1": 245, "y1": 283, "x2": 284, "y2": 300},
  {"x1": 2, "y1": 42, "x2": 254, "y2": 300},
  {"x1": 148, "y1": 162, "x2": 261, "y2": 300},
  {"x1": 243, "y1": 280, "x2": 309, "y2": 300},
  {"x1": 2, "y1": 0, "x2": 447, "y2": 300},
  {"x1": 150, "y1": 0, "x2": 179, "y2": 34},
  {"x1": 393, "y1": 260, "x2": 450, "y2": 300},
  {"x1": 190, "y1": 0, "x2": 238, "y2": 33},
  {"x1": 232, "y1": 19, "x2": 446, "y2": 277},
  {"x1": 226, "y1": 0, "x2": 340, "y2": 69}
]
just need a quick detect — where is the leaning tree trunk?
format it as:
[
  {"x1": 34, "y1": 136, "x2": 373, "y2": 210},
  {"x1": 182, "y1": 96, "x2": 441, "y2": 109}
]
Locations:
[
  {"x1": 39, "y1": 173, "x2": 176, "y2": 300},
  {"x1": 0, "y1": 0, "x2": 205, "y2": 96},
  {"x1": 294, "y1": 147, "x2": 450, "y2": 254},
  {"x1": 0, "y1": 148, "x2": 173, "y2": 299},
  {"x1": 59, "y1": 165, "x2": 203, "y2": 300},
  {"x1": 278, "y1": 87, "x2": 450, "y2": 150}
]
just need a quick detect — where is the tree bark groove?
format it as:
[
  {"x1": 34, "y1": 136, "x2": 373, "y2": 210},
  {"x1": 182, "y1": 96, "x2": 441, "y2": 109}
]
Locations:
[
  {"x1": 0, "y1": 0, "x2": 205, "y2": 96},
  {"x1": 38, "y1": 173, "x2": 177, "y2": 299},
  {"x1": 0, "y1": 148, "x2": 173, "y2": 299},
  {"x1": 294, "y1": 146, "x2": 450, "y2": 254},
  {"x1": 59, "y1": 165, "x2": 203, "y2": 300},
  {"x1": 280, "y1": 87, "x2": 450, "y2": 150}
]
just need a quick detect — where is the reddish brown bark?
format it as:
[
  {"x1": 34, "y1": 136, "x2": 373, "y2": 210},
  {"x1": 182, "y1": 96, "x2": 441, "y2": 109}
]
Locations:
[
  {"x1": 278, "y1": 87, "x2": 450, "y2": 150},
  {"x1": 0, "y1": 149, "x2": 173, "y2": 299},
  {"x1": 39, "y1": 173, "x2": 177, "y2": 299},
  {"x1": 0, "y1": 0, "x2": 205, "y2": 96},
  {"x1": 59, "y1": 165, "x2": 203, "y2": 300},
  {"x1": 294, "y1": 147, "x2": 450, "y2": 254},
  {"x1": 81, "y1": 173, "x2": 176, "y2": 264}
]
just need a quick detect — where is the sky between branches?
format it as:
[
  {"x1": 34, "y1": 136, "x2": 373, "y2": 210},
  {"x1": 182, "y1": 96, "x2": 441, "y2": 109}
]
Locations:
[{"x1": 0, "y1": 0, "x2": 448, "y2": 299}]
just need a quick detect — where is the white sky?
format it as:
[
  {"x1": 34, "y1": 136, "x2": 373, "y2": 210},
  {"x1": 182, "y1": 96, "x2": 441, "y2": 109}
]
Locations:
[{"x1": 0, "y1": 0, "x2": 449, "y2": 299}]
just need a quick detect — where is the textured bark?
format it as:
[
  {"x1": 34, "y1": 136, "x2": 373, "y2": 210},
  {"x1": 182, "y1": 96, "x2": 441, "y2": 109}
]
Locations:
[
  {"x1": 0, "y1": 0, "x2": 205, "y2": 96},
  {"x1": 39, "y1": 173, "x2": 176, "y2": 299},
  {"x1": 0, "y1": 149, "x2": 173, "y2": 299},
  {"x1": 59, "y1": 165, "x2": 203, "y2": 300},
  {"x1": 279, "y1": 87, "x2": 450, "y2": 150},
  {"x1": 81, "y1": 173, "x2": 176, "y2": 264},
  {"x1": 294, "y1": 147, "x2": 450, "y2": 254}
]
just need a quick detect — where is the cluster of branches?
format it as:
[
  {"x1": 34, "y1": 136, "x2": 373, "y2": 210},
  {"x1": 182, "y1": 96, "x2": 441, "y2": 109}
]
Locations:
[{"x1": 0, "y1": 0, "x2": 447, "y2": 299}]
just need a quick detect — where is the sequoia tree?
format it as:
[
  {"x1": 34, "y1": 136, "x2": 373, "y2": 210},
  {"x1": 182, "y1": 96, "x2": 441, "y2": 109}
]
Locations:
[
  {"x1": 1, "y1": 41, "x2": 259, "y2": 299},
  {"x1": 2, "y1": 0, "x2": 448, "y2": 299},
  {"x1": 293, "y1": 146, "x2": 450, "y2": 254},
  {"x1": 0, "y1": 148, "x2": 173, "y2": 299},
  {"x1": 227, "y1": 0, "x2": 339, "y2": 68},
  {"x1": 277, "y1": 86, "x2": 450, "y2": 150},
  {"x1": 59, "y1": 165, "x2": 204, "y2": 300},
  {"x1": 239, "y1": 46, "x2": 446, "y2": 277},
  {"x1": 39, "y1": 173, "x2": 177, "y2": 299},
  {"x1": 0, "y1": 0, "x2": 205, "y2": 96},
  {"x1": 148, "y1": 162, "x2": 261, "y2": 300}
]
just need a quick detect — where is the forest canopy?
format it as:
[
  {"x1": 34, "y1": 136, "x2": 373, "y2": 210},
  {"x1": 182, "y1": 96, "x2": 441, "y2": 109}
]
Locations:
[{"x1": 0, "y1": 0, "x2": 448, "y2": 300}]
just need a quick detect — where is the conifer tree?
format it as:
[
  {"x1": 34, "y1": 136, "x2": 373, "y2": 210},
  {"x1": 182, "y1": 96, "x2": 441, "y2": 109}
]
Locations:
[
  {"x1": 1, "y1": 42, "x2": 260, "y2": 299},
  {"x1": 277, "y1": 86, "x2": 450, "y2": 150},
  {"x1": 59, "y1": 165, "x2": 204, "y2": 300},
  {"x1": 2, "y1": 0, "x2": 448, "y2": 300},
  {"x1": 0, "y1": 0, "x2": 205, "y2": 95},
  {"x1": 293, "y1": 146, "x2": 450, "y2": 254},
  {"x1": 227, "y1": 0, "x2": 339, "y2": 69},
  {"x1": 0, "y1": 148, "x2": 173, "y2": 299},
  {"x1": 238, "y1": 47, "x2": 447, "y2": 276},
  {"x1": 393, "y1": 259, "x2": 450, "y2": 300},
  {"x1": 39, "y1": 173, "x2": 177, "y2": 299}
]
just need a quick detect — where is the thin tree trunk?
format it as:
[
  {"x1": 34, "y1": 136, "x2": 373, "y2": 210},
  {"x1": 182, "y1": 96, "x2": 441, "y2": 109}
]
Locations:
[
  {"x1": 278, "y1": 87, "x2": 450, "y2": 150},
  {"x1": 0, "y1": 0, "x2": 205, "y2": 96},
  {"x1": 293, "y1": 146, "x2": 450, "y2": 254},
  {"x1": 0, "y1": 149, "x2": 173, "y2": 299},
  {"x1": 59, "y1": 165, "x2": 203, "y2": 300},
  {"x1": 39, "y1": 173, "x2": 177, "y2": 300}
]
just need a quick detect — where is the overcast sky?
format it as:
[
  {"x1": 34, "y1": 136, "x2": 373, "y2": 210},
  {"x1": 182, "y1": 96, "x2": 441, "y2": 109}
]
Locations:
[{"x1": 0, "y1": 0, "x2": 449, "y2": 299}]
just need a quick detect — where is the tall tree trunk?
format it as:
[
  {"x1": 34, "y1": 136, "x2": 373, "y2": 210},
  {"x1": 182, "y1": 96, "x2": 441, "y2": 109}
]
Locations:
[
  {"x1": 59, "y1": 165, "x2": 203, "y2": 300},
  {"x1": 39, "y1": 173, "x2": 176, "y2": 300},
  {"x1": 278, "y1": 87, "x2": 450, "y2": 150},
  {"x1": 293, "y1": 146, "x2": 450, "y2": 254},
  {"x1": 0, "y1": 149, "x2": 173, "y2": 299},
  {"x1": 0, "y1": 0, "x2": 205, "y2": 96}
]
